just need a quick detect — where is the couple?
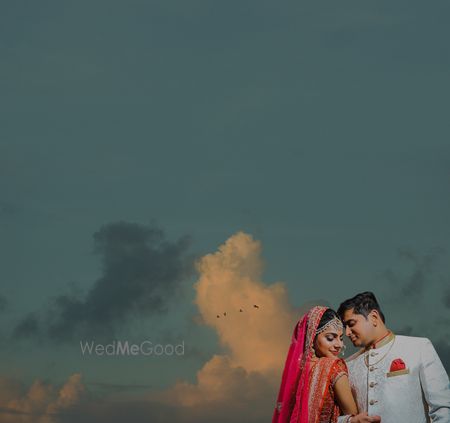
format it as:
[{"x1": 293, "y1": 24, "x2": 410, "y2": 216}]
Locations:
[{"x1": 272, "y1": 292, "x2": 450, "y2": 423}]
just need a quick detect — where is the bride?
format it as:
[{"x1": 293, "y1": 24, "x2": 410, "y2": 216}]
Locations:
[{"x1": 272, "y1": 306, "x2": 373, "y2": 423}]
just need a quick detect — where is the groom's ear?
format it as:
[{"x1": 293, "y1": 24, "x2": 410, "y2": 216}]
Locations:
[{"x1": 369, "y1": 309, "x2": 382, "y2": 326}]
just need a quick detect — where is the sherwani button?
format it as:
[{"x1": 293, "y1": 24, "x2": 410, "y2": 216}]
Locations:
[
  {"x1": 369, "y1": 382, "x2": 375, "y2": 388},
  {"x1": 369, "y1": 366, "x2": 375, "y2": 371},
  {"x1": 369, "y1": 400, "x2": 378, "y2": 405}
]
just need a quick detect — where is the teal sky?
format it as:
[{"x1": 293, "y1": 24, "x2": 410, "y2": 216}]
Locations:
[{"x1": 1, "y1": 1, "x2": 449, "y2": 421}]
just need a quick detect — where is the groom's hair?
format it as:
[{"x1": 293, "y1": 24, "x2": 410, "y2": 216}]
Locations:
[{"x1": 337, "y1": 291, "x2": 386, "y2": 323}]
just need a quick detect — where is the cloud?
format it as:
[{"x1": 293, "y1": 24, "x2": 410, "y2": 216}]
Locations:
[
  {"x1": 382, "y1": 246, "x2": 445, "y2": 301},
  {"x1": 193, "y1": 232, "x2": 297, "y2": 373},
  {"x1": 54, "y1": 398, "x2": 179, "y2": 423},
  {"x1": 0, "y1": 376, "x2": 177, "y2": 423},
  {"x1": 13, "y1": 312, "x2": 40, "y2": 339},
  {"x1": 84, "y1": 382, "x2": 155, "y2": 395},
  {"x1": 152, "y1": 232, "x2": 299, "y2": 421},
  {"x1": 13, "y1": 221, "x2": 193, "y2": 343},
  {"x1": 0, "y1": 374, "x2": 85, "y2": 423}
]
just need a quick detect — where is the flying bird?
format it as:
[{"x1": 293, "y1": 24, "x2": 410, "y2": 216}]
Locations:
[
  {"x1": 239, "y1": 309, "x2": 243, "y2": 312},
  {"x1": 223, "y1": 312, "x2": 227, "y2": 316},
  {"x1": 253, "y1": 304, "x2": 259, "y2": 309},
  {"x1": 216, "y1": 315, "x2": 220, "y2": 318}
]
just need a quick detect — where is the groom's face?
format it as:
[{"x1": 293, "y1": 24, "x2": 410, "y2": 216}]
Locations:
[{"x1": 342, "y1": 308, "x2": 376, "y2": 348}]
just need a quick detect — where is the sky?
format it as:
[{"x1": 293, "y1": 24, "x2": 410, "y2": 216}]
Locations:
[{"x1": 1, "y1": 1, "x2": 450, "y2": 422}]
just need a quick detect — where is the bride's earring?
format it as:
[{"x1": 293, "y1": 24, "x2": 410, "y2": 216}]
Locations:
[{"x1": 340, "y1": 344, "x2": 347, "y2": 357}]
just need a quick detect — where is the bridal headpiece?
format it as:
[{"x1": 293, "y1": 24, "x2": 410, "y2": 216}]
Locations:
[{"x1": 315, "y1": 316, "x2": 344, "y2": 335}]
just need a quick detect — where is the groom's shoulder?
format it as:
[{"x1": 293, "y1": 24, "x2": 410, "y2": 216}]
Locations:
[
  {"x1": 395, "y1": 334, "x2": 430, "y2": 347},
  {"x1": 394, "y1": 336, "x2": 436, "y2": 362}
]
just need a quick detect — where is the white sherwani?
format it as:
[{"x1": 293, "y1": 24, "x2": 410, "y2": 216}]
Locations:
[{"x1": 338, "y1": 335, "x2": 450, "y2": 423}]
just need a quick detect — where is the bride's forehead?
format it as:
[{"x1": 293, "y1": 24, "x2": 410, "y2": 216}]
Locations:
[{"x1": 318, "y1": 328, "x2": 343, "y2": 337}]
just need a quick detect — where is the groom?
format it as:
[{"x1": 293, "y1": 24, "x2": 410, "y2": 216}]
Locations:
[{"x1": 336, "y1": 291, "x2": 450, "y2": 423}]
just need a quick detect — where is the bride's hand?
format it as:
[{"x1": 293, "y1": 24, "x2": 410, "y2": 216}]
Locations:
[{"x1": 350, "y1": 412, "x2": 381, "y2": 422}]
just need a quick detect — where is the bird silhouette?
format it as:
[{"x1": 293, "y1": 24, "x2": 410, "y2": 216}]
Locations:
[
  {"x1": 239, "y1": 309, "x2": 243, "y2": 312},
  {"x1": 216, "y1": 315, "x2": 220, "y2": 318},
  {"x1": 223, "y1": 312, "x2": 227, "y2": 316},
  {"x1": 253, "y1": 304, "x2": 259, "y2": 309}
]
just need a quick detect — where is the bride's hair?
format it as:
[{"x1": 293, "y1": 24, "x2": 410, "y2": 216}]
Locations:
[{"x1": 316, "y1": 309, "x2": 342, "y2": 333}]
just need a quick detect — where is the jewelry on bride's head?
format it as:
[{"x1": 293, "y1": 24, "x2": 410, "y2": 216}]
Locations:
[{"x1": 315, "y1": 317, "x2": 344, "y2": 335}]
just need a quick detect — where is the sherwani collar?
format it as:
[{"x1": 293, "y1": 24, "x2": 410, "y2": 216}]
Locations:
[{"x1": 369, "y1": 330, "x2": 395, "y2": 350}]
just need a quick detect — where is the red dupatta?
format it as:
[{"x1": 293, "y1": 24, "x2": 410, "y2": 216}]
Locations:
[{"x1": 272, "y1": 306, "x2": 330, "y2": 423}]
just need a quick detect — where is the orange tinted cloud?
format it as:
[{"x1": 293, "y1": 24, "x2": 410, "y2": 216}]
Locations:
[
  {"x1": 194, "y1": 232, "x2": 297, "y2": 373},
  {"x1": 155, "y1": 232, "x2": 299, "y2": 419},
  {"x1": 0, "y1": 373, "x2": 84, "y2": 423}
]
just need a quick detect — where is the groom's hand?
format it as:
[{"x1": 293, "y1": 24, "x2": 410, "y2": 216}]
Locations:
[{"x1": 351, "y1": 412, "x2": 381, "y2": 422}]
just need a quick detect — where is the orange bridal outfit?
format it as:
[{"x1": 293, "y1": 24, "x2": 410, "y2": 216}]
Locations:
[
  {"x1": 308, "y1": 357, "x2": 348, "y2": 423},
  {"x1": 273, "y1": 306, "x2": 349, "y2": 423}
]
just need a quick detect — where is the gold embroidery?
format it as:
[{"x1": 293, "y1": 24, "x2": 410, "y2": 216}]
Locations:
[
  {"x1": 308, "y1": 358, "x2": 347, "y2": 423},
  {"x1": 387, "y1": 369, "x2": 410, "y2": 377}
]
